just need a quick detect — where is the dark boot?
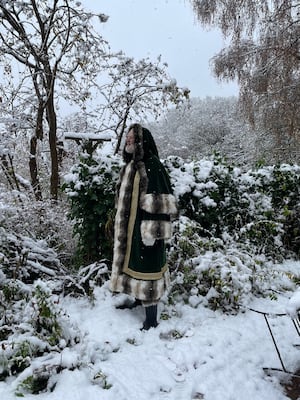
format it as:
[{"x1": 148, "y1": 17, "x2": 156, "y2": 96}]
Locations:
[
  {"x1": 141, "y1": 305, "x2": 158, "y2": 330},
  {"x1": 116, "y1": 298, "x2": 142, "y2": 310}
]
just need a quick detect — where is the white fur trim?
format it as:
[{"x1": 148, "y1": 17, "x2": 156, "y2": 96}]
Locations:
[
  {"x1": 141, "y1": 220, "x2": 172, "y2": 242},
  {"x1": 142, "y1": 237, "x2": 156, "y2": 246},
  {"x1": 110, "y1": 270, "x2": 169, "y2": 300},
  {"x1": 140, "y1": 193, "x2": 177, "y2": 215}
]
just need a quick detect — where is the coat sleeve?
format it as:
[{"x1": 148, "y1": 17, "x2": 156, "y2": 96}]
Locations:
[{"x1": 139, "y1": 156, "x2": 177, "y2": 246}]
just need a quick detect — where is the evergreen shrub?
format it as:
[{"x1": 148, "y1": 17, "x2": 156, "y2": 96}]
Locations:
[
  {"x1": 165, "y1": 155, "x2": 300, "y2": 259},
  {"x1": 0, "y1": 280, "x2": 80, "y2": 392},
  {"x1": 167, "y1": 217, "x2": 296, "y2": 311},
  {"x1": 63, "y1": 151, "x2": 120, "y2": 267}
]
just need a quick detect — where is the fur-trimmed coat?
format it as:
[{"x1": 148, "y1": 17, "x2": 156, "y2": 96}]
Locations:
[{"x1": 110, "y1": 125, "x2": 177, "y2": 304}]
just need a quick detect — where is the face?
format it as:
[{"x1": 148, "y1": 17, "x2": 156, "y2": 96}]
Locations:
[
  {"x1": 125, "y1": 129, "x2": 135, "y2": 154},
  {"x1": 126, "y1": 129, "x2": 135, "y2": 146}
]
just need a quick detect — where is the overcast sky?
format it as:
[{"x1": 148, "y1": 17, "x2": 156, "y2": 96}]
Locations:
[{"x1": 81, "y1": 0, "x2": 238, "y2": 99}]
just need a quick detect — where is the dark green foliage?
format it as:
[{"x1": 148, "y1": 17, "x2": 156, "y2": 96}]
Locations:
[
  {"x1": 165, "y1": 155, "x2": 300, "y2": 259},
  {"x1": 63, "y1": 152, "x2": 120, "y2": 267},
  {"x1": 167, "y1": 217, "x2": 296, "y2": 311},
  {"x1": 0, "y1": 280, "x2": 80, "y2": 390},
  {"x1": 33, "y1": 286, "x2": 62, "y2": 346},
  {"x1": 165, "y1": 155, "x2": 245, "y2": 237},
  {"x1": 16, "y1": 374, "x2": 49, "y2": 396},
  {"x1": 283, "y1": 204, "x2": 300, "y2": 257}
]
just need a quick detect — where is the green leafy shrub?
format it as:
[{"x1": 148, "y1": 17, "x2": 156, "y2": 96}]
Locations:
[
  {"x1": 165, "y1": 155, "x2": 300, "y2": 259},
  {"x1": 0, "y1": 280, "x2": 80, "y2": 384},
  {"x1": 164, "y1": 155, "x2": 245, "y2": 236},
  {"x1": 245, "y1": 164, "x2": 300, "y2": 257},
  {"x1": 63, "y1": 152, "x2": 120, "y2": 267},
  {"x1": 168, "y1": 217, "x2": 297, "y2": 311}
]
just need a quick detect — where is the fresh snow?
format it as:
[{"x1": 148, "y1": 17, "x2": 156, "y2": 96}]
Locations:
[
  {"x1": 1, "y1": 262, "x2": 299, "y2": 400},
  {"x1": 287, "y1": 289, "x2": 300, "y2": 318},
  {"x1": 64, "y1": 132, "x2": 112, "y2": 141}
]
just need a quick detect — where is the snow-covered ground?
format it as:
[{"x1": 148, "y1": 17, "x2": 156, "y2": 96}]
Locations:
[{"x1": 1, "y1": 263, "x2": 299, "y2": 400}]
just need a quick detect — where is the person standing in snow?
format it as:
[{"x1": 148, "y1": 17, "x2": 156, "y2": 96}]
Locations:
[{"x1": 110, "y1": 123, "x2": 177, "y2": 330}]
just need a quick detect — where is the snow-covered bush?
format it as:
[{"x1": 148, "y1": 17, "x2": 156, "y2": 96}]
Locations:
[
  {"x1": 0, "y1": 186, "x2": 75, "y2": 267},
  {"x1": 0, "y1": 218, "x2": 110, "y2": 393},
  {"x1": 0, "y1": 279, "x2": 81, "y2": 394},
  {"x1": 0, "y1": 227, "x2": 65, "y2": 282},
  {"x1": 63, "y1": 151, "x2": 120, "y2": 267},
  {"x1": 168, "y1": 217, "x2": 297, "y2": 311},
  {"x1": 165, "y1": 155, "x2": 300, "y2": 259},
  {"x1": 244, "y1": 164, "x2": 300, "y2": 257}
]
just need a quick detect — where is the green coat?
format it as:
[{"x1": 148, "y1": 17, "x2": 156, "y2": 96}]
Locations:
[
  {"x1": 127, "y1": 154, "x2": 172, "y2": 277},
  {"x1": 110, "y1": 125, "x2": 177, "y2": 303}
]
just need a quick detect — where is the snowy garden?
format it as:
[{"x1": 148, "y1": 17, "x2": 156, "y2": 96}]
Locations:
[{"x1": 1, "y1": 147, "x2": 300, "y2": 399}]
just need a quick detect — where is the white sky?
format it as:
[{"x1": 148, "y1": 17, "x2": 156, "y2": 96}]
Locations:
[{"x1": 81, "y1": 0, "x2": 238, "y2": 99}]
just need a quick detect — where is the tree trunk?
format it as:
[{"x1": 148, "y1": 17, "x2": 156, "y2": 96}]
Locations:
[
  {"x1": 1, "y1": 154, "x2": 15, "y2": 190},
  {"x1": 29, "y1": 103, "x2": 44, "y2": 200},
  {"x1": 29, "y1": 135, "x2": 43, "y2": 200},
  {"x1": 46, "y1": 92, "x2": 59, "y2": 200}
]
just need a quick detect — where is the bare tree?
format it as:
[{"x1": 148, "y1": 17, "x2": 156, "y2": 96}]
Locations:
[
  {"x1": 0, "y1": 0, "x2": 109, "y2": 199},
  {"x1": 190, "y1": 0, "x2": 300, "y2": 162},
  {"x1": 0, "y1": 1, "x2": 189, "y2": 198},
  {"x1": 87, "y1": 55, "x2": 190, "y2": 154}
]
